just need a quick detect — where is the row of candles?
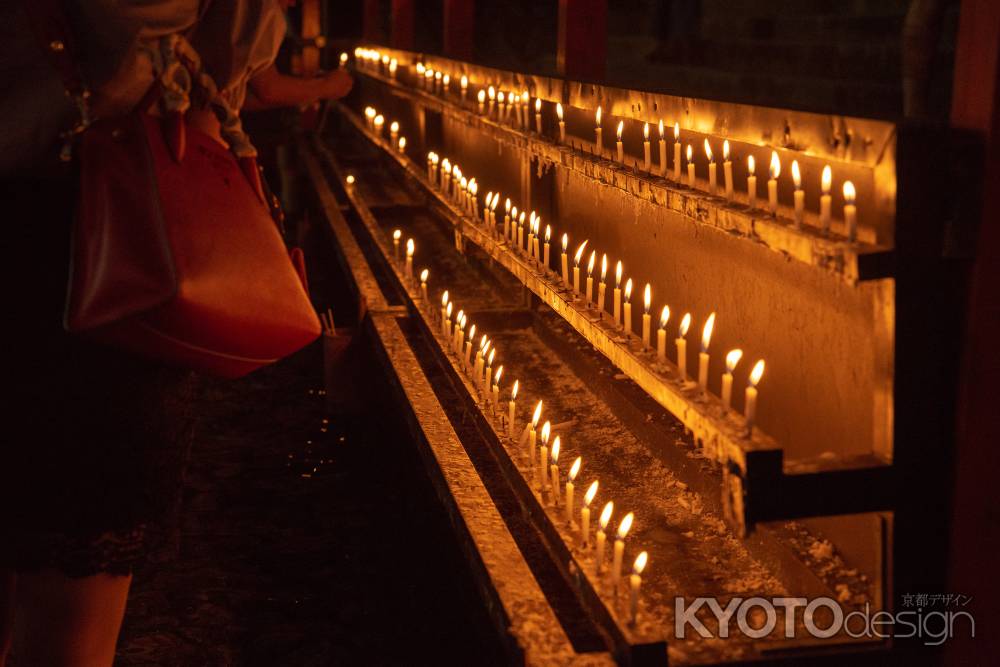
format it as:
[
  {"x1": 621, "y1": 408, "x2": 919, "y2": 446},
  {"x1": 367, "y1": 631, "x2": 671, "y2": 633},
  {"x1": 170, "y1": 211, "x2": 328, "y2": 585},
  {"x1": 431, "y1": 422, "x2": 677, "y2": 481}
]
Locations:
[{"x1": 349, "y1": 48, "x2": 860, "y2": 243}]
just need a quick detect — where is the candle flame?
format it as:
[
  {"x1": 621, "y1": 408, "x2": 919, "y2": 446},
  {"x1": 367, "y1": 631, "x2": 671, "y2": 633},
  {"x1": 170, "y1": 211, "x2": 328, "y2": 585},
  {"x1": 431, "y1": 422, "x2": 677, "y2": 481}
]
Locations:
[
  {"x1": 505, "y1": 197, "x2": 512, "y2": 214},
  {"x1": 617, "y1": 511, "x2": 634, "y2": 539},
  {"x1": 658, "y1": 119, "x2": 665, "y2": 139},
  {"x1": 704, "y1": 138, "x2": 713, "y2": 162},
  {"x1": 822, "y1": 165, "x2": 832, "y2": 194},
  {"x1": 624, "y1": 278, "x2": 633, "y2": 301},
  {"x1": 843, "y1": 180, "x2": 856, "y2": 204},
  {"x1": 446, "y1": 302, "x2": 452, "y2": 317},
  {"x1": 599, "y1": 501, "x2": 614, "y2": 529},
  {"x1": 659, "y1": 305, "x2": 670, "y2": 328},
  {"x1": 686, "y1": 144, "x2": 693, "y2": 162},
  {"x1": 574, "y1": 240, "x2": 588, "y2": 266},
  {"x1": 442, "y1": 290, "x2": 449, "y2": 306},
  {"x1": 674, "y1": 122, "x2": 680, "y2": 141},
  {"x1": 545, "y1": 225, "x2": 551, "y2": 242},
  {"x1": 551, "y1": 436, "x2": 560, "y2": 463},
  {"x1": 616, "y1": 120, "x2": 624, "y2": 140},
  {"x1": 468, "y1": 179, "x2": 476, "y2": 195},
  {"x1": 569, "y1": 456, "x2": 582, "y2": 481},
  {"x1": 487, "y1": 348, "x2": 495, "y2": 365},
  {"x1": 467, "y1": 323, "x2": 475, "y2": 340},
  {"x1": 748, "y1": 154, "x2": 756, "y2": 175},
  {"x1": 644, "y1": 283, "x2": 651, "y2": 312},
  {"x1": 365, "y1": 106, "x2": 376, "y2": 119},
  {"x1": 723, "y1": 139, "x2": 730, "y2": 161},
  {"x1": 644, "y1": 122, "x2": 649, "y2": 140},
  {"x1": 459, "y1": 176, "x2": 467, "y2": 190},
  {"x1": 398, "y1": 137, "x2": 406, "y2": 150},
  {"x1": 791, "y1": 160, "x2": 801, "y2": 189},
  {"x1": 486, "y1": 191, "x2": 493, "y2": 206},
  {"x1": 562, "y1": 233, "x2": 568, "y2": 251},
  {"x1": 535, "y1": 98, "x2": 541, "y2": 112},
  {"x1": 456, "y1": 309, "x2": 464, "y2": 323},
  {"x1": 511, "y1": 380, "x2": 519, "y2": 401},
  {"x1": 420, "y1": 268, "x2": 429, "y2": 283},
  {"x1": 596, "y1": 106, "x2": 602, "y2": 126},
  {"x1": 374, "y1": 114, "x2": 384, "y2": 127},
  {"x1": 497, "y1": 91, "x2": 504, "y2": 104},
  {"x1": 769, "y1": 150, "x2": 780, "y2": 179},
  {"x1": 615, "y1": 260, "x2": 623, "y2": 287},
  {"x1": 601, "y1": 254, "x2": 608, "y2": 281},
  {"x1": 529, "y1": 210, "x2": 536, "y2": 228},
  {"x1": 725, "y1": 348, "x2": 743, "y2": 372},
  {"x1": 416, "y1": 63, "x2": 425, "y2": 75},
  {"x1": 443, "y1": 73, "x2": 450, "y2": 85},
  {"x1": 584, "y1": 480, "x2": 599, "y2": 505},
  {"x1": 461, "y1": 74, "x2": 468, "y2": 89},
  {"x1": 749, "y1": 359, "x2": 765, "y2": 386},
  {"x1": 556, "y1": 103, "x2": 563, "y2": 121},
  {"x1": 406, "y1": 238, "x2": 414, "y2": 257},
  {"x1": 390, "y1": 59, "x2": 397, "y2": 72},
  {"x1": 480, "y1": 333, "x2": 488, "y2": 350},
  {"x1": 459, "y1": 314, "x2": 466, "y2": 329},
  {"x1": 701, "y1": 312, "x2": 716, "y2": 351},
  {"x1": 346, "y1": 174, "x2": 355, "y2": 184},
  {"x1": 477, "y1": 89, "x2": 486, "y2": 103},
  {"x1": 679, "y1": 312, "x2": 691, "y2": 337},
  {"x1": 435, "y1": 71, "x2": 441, "y2": 81},
  {"x1": 633, "y1": 551, "x2": 648, "y2": 575},
  {"x1": 511, "y1": 205, "x2": 518, "y2": 219},
  {"x1": 340, "y1": 52, "x2": 348, "y2": 64},
  {"x1": 390, "y1": 121, "x2": 399, "y2": 133},
  {"x1": 442, "y1": 158, "x2": 451, "y2": 173},
  {"x1": 393, "y1": 229, "x2": 402, "y2": 240},
  {"x1": 541, "y1": 420, "x2": 551, "y2": 444},
  {"x1": 495, "y1": 365, "x2": 503, "y2": 384},
  {"x1": 587, "y1": 250, "x2": 596, "y2": 275},
  {"x1": 532, "y1": 400, "x2": 543, "y2": 427},
  {"x1": 518, "y1": 211, "x2": 526, "y2": 224},
  {"x1": 488, "y1": 85, "x2": 495, "y2": 100}
]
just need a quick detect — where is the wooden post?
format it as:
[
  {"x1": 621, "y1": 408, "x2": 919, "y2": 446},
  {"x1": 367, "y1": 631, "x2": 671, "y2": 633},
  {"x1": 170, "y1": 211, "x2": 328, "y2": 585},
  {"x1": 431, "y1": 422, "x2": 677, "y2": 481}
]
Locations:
[
  {"x1": 443, "y1": 0, "x2": 474, "y2": 60},
  {"x1": 391, "y1": 0, "x2": 415, "y2": 50},
  {"x1": 557, "y1": 0, "x2": 607, "y2": 81}
]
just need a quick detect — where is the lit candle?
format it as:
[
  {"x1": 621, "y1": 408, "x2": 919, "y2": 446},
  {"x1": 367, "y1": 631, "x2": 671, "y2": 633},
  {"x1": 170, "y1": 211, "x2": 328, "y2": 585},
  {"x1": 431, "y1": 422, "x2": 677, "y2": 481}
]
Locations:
[
  {"x1": 430, "y1": 153, "x2": 439, "y2": 186},
  {"x1": 440, "y1": 291, "x2": 450, "y2": 335},
  {"x1": 435, "y1": 70, "x2": 442, "y2": 94},
  {"x1": 392, "y1": 229, "x2": 402, "y2": 263},
  {"x1": 658, "y1": 120, "x2": 667, "y2": 177},
  {"x1": 474, "y1": 334, "x2": 486, "y2": 382},
  {"x1": 598, "y1": 255, "x2": 608, "y2": 314},
  {"x1": 543, "y1": 225, "x2": 552, "y2": 271},
  {"x1": 596, "y1": 501, "x2": 614, "y2": 574},
  {"x1": 612, "y1": 511, "x2": 634, "y2": 590},
  {"x1": 613, "y1": 261, "x2": 623, "y2": 327},
  {"x1": 561, "y1": 234, "x2": 570, "y2": 287},
  {"x1": 477, "y1": 89, "x2": 486, "y2": 114},
  {"x1": 444, "y1": 301, "x2": 453, "y2": 339},
  {"x1": 641, "y1": 284, "x2": 652, "y2": 349},
  {"x1": 585, "y1": 251, "x2": 596, "y2": 306},
  {"x1": 673, "y1": 122, "x2": 681, "y2": 180},
  {"x1": 490, "y1": 193, "x2": 499, "y2": 235},
  {"x1": 616, "y1": 120, "x2": 625, "y2": 163},
  {"x1": 464, "y1": 324, "x2": 476, "y2": 370},
  {"x1": 723, "y1": 139, "x2": 733, "y2": 200},
  {"x1": 581, "y1": 481, "x2": 599, "y2": 547},
  {"x1": 492, "y1": 366, "x2": 503, "y2": 414},
  {"x1": 557, "y1": 103, "x2": 565, "y2": 143},
  {"x1": 522, "y1": 90, "x2": 530, "y2": 129},
  {"x1": 365, "y1": 106, "x2": 375, "y2": 128},
  {"x1": 507, "y1": 380, "x2": 519, "y2": 438},
  {"x1": 629, "y1": 551, "x2": 648, "y2": 624},
  {"x1": 573, "y1": 240, "x2": 588, "y2": 296},
  {"x1": 820, "y1": 165, "x2": 833, "y2": 234},
  {"x1": 747, "y1": 155, "x2": 757, "y2": 208},
  {"x1": 623, "y1": 279, "x2": 633, "y2": 335},
  {"x1": 426, "y1": 151, "x2": 435, "y2": 183},
  {"x1": 346, "y1": 174, "x2": 355, "y2": 185},
  {"x1": 339, "y1": 52, "x2": 348, "y2": 69},
  {"x1": 461, "y1": 74, "x2": 468, "y2": 101},
  {"x1": 843, "y1": 180, "x2": 857, "y2": 242},
  {"x1": 528, "y1": 400, "x2": 543, "y2": 462},
  {"x1": 389, "y1": 58, "x2": 397, "y2": 77},
  {"x1": 745, "y1": 359, "x2": 765, "y2": 436},
  {"x1": 390, "y1": 120, "x2": 399, "y2": 144},
  {"x1": 488, "y1": 85, "x2": 496, "y2": 116},
  {"x1": 676, "y1": 312, "x2": 692, "y2": 380},
  {"x1": 527, "y1": 211, "x2": 536, "y2": 260},
  {"x1": 768, "y1": 150, "x2": 780, "y2": 216},
  {"x1": 469, "y1": 179, "x2": 478, "y2": 218},
  {"x1": 374, "y1": 114, "x2": 385, "y2": 137},
  {"x1": 497, "y1": 91, "x2": 505, "y2": 122},
  {"x1": 792, "y1": 160, "x2": 804, "y2": 228},
  {"x1": 705, "y1": 139, "x2": 716, "y2": 195},
  {"x1": 425, "y1": 69, "x2": 434, "y2": 89},
  {"x1": 453, "y1": 311, "x2": 465, "y2": 354},
  {"x1": 537, "y1": 420, "x2": 550, "y2": 492},
  {"x1": 416, "y1": 62, "x2": 426, "y2": 83},
  {"x1": 533, "y1": 217, "x2": 542, "y2": 267},
  {"x1": 441, "y1": 158, "x2": 452, "y2": 196},
  {"x1": 483, "y1": 348, "x2": 495, "y2": 399},
  {"x1": 549, "y1": 436, "x2": 561, "y2": 506},
  {"x1": 442, "y1": 73, "x2": 450, "y2": 93},
  {"x1": 504, "y1": 198, "x2": 512, "y2": 239},
  {"x1": 517, "y1": 211, "x2": 526, "y2": 253},
  {"x1": 657, "y1": 306, "x2": 670, "y2": 362},
  {"x1": 405, "y1": 238, "x2": 414, "y2": 281},
  {"x1": 643, "y1": 122, "x2": 651, "y2": 172},
  {"x1": 698, "y1": 312, "x2": 716, "y2": 393},
  {"x1": 721, "y1": 348, "x2": 743, "y2": 410},
  {"x1": 565, "y1": 457, "x2": 581, "y2": 524},
  {"x1": 483, "y1": 191, "x2": 493, "y2": 226},
  {"x1": 686, "y1": 144, "x2": 695, "y2": 187},
  {"x1": 420, "y1": 268, "x2": 429, "y2": 303},
  {"x1": 397, "y1": 136, "x2": 406, "y2": 154},
  {"x1": 595, "y1": 106, "x2": 603, "y2": 154},
  {"x1": 535, "y1": 98, "x2": 542, "y2": 134}
]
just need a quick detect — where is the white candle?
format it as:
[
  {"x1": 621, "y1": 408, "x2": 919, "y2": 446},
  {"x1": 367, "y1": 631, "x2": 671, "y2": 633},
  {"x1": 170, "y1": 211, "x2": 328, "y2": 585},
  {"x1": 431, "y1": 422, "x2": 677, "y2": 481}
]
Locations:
[
  {"x1": 673, "y1": 122, "x2": 681, "y2": 181},
  {"x1": 474, "y1": 334, "x2": 486, "y2": 380},
  {"x1": 643, "y1": 122, "x2": 651, "y2": 172},
  {"x1": 483, "y1": 348, "x2": 495, "y2": 400},
  {"x1": 420, "y1": 268, "x2": 429, "y2": 303},
  {"x1": 792, "y1": 160, "x2": 804, "y2": 228},
  {"x1": 488, "y1": 85, "x2": 495, "y2": 116},
  {"x1": 517, "y1": 211, "x2": 525, "y2": 253},
  {"x1": 389, "y1": 58, "x2": 397, "y2": 78},
  {"x1": 705, "y1": 139, "x2": 716, "y2": 195},
  {"x1": 687, "y1": 144, "x2": 695, "y2": 187},
  {"x1": 483, "y1": 191, "x2": 492, "y2": 226},
  {"x1": 533, "y1": 218, "x2": 541, "y2": 267},
  {"x1": 747, "y1": 155, "x2": 757, "y2": 208},
  {"x1": 392, "y1": 229, "x2": 402, "y2": 263},
  {"x1": 565, "y1": 457, "x2": 581, "y2": 524},
  {"x1": 613, "y1": 261, "x2": 623, "y2": 327},
  {"x1": 698, "y1": 312, "x2": 716, "y2": 394},
  {"x1": 464, "y1": 324, "x2": 476, "y2": 370},
  {"x1": 573, "y1": 241, "x2": 588, "y2": 296},
  {"x1": 405, "y1": 238, "x2": 414, "y2": 281},
  {"x1": 503, "y1": 198, "x2": 512, "y2": 239},
  {"x1": 768, "y1": 150, "x2": 780, "y2": 216},
  {"x1": 676, "y1": 312, "x2": 691, "y2": 380},
  {"x1": 612, "y1": 512, "x2": 634, "y2": 590},
  {"x1": 630, "y1": 551, "x2": 648, "y2": 624},
  {"x1": 595, "y1": 501, "x2": 613, "y2": 574},
  {"x1": 543, "y1": 225, "x2": 551, "y2": 271},
  {"x1": 535, "y1": 98, "x2": 542, "y2": 134},
  {"x1": 623, "y1": 279, "x2": 633, "y2": 335},
  {"x1": 527, "y1": 211, "x2": 536, "y2": 260},
  {"x1": 374, "y1": 114, "x2": 384, "y2": 137},
  {"x1": 658, "y1": 120, "x2": 667, "y2": 177},
  {"x1": 537, "y1": 420, "x2": 550, "y2": 492},
  {"x1": 560, "y1": 234, "x2": 570, "y2": 287},
  {"x1": 397, "y1": 137, "x2": 406, "y2": 154},
  {"x1": 657, "y1": 306, "x2": 670, "y2": 362},
  {"x1": 477, "y1": 89, "x2": 485, "y2": 114},
  {"x1": 549, "y1": 436, "x2": 561, "y2": 506},
  {"x1": 492, "y1": 366, "x2": 503, "y2": 415},
  {"x1": 453, "y1": 312, "x2": 465, "y2": 354},
  {"x1": 616, "y1": 120, "x2": 624, "y2": 163},
  {"x1": 723, "y1": 139, "x2": 733, "y2": 200},
  {"x1": 460, "y1": 74, "x2": 468, "y2": 101},
  {"x1": 595, "y1": 106, "x2": 603, "y2": 154},
  {"x1": 389, "y1": 120, "x2": 399, "y2": 144},
  {"x1": 844, "y1": 180, "x2": 857, "y2": 241},
  {"x1": 528, "y1": 400, "x2": 542, "y2": 462},
  {"x1": 441, "y1": 293, "x2": 451, "y2": 336},
  {"x1": 598, "y1": 255, "x2": 608, "y2": 314},
  {"x1": 820, "y1": 165, "x2": 833, "y2": 234},
  {"x1": 745, "y1": 359, "x2": 765, "y2": 437},
  {"x1": 581, "y1": 481, "x2": 599, "y2": 547},
  {"x1": 721, "y1": 349, "x2": 743, "y2": 410},
  {"x1": 557, "y1": 103, "x2": 565, "y2": 143},
  {"x1": 490, "y1": 192, "x2": 499, "y2": 233},
  {"x1": 585, "y1": 251, "x2": 596, "y2": 306},
  {"x1": 641, "y1": 284, "x2": 652, "y2": 349},
  {"x1": 507, "y1": 380, "x2": 519, "y2": 438}
]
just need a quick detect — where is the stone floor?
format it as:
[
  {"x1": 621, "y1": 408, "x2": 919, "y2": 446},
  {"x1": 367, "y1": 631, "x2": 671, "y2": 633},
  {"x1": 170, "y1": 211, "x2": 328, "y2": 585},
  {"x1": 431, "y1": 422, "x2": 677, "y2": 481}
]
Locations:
[{"x1": 115, "y1": 340, "x2": 506, "y2": 665}]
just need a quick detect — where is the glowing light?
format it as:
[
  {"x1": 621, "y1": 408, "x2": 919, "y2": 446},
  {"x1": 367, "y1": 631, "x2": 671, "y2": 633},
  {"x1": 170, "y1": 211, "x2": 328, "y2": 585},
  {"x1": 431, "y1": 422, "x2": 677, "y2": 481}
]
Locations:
[
  {"x1": 644, "y1": 122, "x2": 650, "y2": 141},
  {"x1": 633, "y1": 551, "x2": 648, "y2": 575},
  {"x1": 679, "y1": 312, "x2": 692, "y2": 337},
  {"x1": 749, "y1": 359, "x2": 766, "y2": 386},
  {"x1": 346, "y1": 174, "x2": 355, "y2": 184},
  {"x1": 461, "y1": 75, "x2": 468, "y2": 90},
  {"x1": 569, "y1": 457, "x2": 582, "y2": 481},
  {"x1": 390, "y1": 121, "x2": 399, "y2": 134},
  {"x1": 701, "y1": 312, "x2": 715, "y2": 352},
  {"x1": 491, "y1": 193, "x2": 499, "y2": 211},
  {"x1": 532, "y1": 401, "x2": 543, "y2": 428},
  {"x1": 511, "y1": 380, "x2": 519, "y2": 401},
  {"x1": 393, "y1": 229, "x2": 402, "y2": 241},
  {"x1": 822, "y1": 165, "x2": 832, "y2": 194},
  {"x1": 791, "y1": 160, "x2": 801, "y2": 189},
  {"x1": 420, "y1": 268, "x2": 429, "y2": 283},
  {"x1": 551, "y1": 436, "x2": 560, "y2": 463},
  {"x1": 723, "y1": 139, "x2": 730, "y2": 161},
  {"x1": 495, "y1": 365, "x2": 503, "y2": 384},
  {"x1": 643, "y1": 283, "x2": 651, "y2": 313},
  {"x1": 487, "y1": 348, "x2": 495, "y2": 365},
  {"x1": 601, "y1": 254, "x2": 608, "y2": 281},
  {"x1": 584, "y1": 480, "x2": 599, "y2": 506},
  {"x1": 340, "y1": 52, "x2": 348, "y2": 65},
  {"x1": 616, "y1": 120, "x2": 624, "y2": 140},
  {"x1": 658, "y1": 119, "x2": 665, "y2": 139},
  {"x1": 557, "y1": 103, "x2": 563, "y2": 121},
  {"x1": 615, "y1": 260, "x2": 623, "y2": 288},
  {"x1": 545, "y1": 225, "x2": 551, "y2": 242},
  {"x1": 398, "y1": 137, "x2": 406, "y2": 151},
  {"x1": 562, "y1": 233, "x2": 568, "y2": 252},
  {"x1": 624, "y1": 278, "x2": 633, "y2": 301},
  {"x1": 748, "y1": 154, "x2": 756, "y2": 175},
  {"x1": 587, "y1": 251, "x2": 596, "y2": 276},
  {"x1": 725, "y1": 349, "x2": 743, "y2": 373},
  {"x1": 843, "y1": 180, "x2": 856, "y2": 204},
  {"x1": 535, "y1": 98, "x2": 541, "y2": 112},
  {"x1": 488, "y1": 85, "x2": 496, "y2": 101},
  {"x1": 596, "y1": 106, "x2": 602, "y2": 126},
  {"x1": 769, "y1": 151, "x2": 780, "y2": 179},
  {"x1": 704, "y1": 138, "x2": 713, "y2": 162},
  {"x1": 659, "y1": 305, "x2": 670, "y2": 328},
  {"x1": 541, "y1": 420, "x2": 551, "y2": 444},
  {"x1": 599, "y1": 501, "x2": 614, "y2": 529},
  {"x1": 574, "y1": 240, "x2": 588, "y2": 266},
  {"x1": 686, "y1": 144, "x2": 693, "y2": 162},
  {"x1": 441, "y1": 290, "x2": 449, "y2": 306},
  {"x1": 477, "y1": 89, "x2": 486, "y2": 103},
  {"x1": 617, "y1": 511, "x2": 634, "y2": 539},
  {"x1": 674, "y1": 122, "x2": 680, "y2": 141}
]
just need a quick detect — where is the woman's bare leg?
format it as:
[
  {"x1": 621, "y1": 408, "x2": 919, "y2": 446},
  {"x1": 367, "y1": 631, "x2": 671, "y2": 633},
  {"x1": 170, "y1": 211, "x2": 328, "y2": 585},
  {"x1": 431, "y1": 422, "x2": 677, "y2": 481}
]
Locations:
[
  {"x1": 13, "y1": 569, "x2": 131, "y2": 667},
  {"x1": 0, "y1": 570, "x2": 15, "y2": 666}
]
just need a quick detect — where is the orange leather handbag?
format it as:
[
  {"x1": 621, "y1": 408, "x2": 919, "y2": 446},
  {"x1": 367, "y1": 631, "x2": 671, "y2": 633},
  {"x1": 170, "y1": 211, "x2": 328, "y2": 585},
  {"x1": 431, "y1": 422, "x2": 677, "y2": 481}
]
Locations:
[{"x1": 29, "y1": 3, "x2": 321, "y2": 378}]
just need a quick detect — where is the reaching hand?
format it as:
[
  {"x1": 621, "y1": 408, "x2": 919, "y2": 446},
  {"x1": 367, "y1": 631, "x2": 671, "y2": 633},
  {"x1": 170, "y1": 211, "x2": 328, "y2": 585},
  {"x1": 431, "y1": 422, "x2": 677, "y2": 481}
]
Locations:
[{"x1": 321, "y1": 70, "x2": 354, "y2": 100}]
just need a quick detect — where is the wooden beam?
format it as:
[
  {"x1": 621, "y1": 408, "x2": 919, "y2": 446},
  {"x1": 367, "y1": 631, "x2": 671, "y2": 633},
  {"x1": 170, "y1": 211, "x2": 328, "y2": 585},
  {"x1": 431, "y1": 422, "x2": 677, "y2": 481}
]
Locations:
[
  {"x1": 443, "y1": 0, "x2": 474, "y2": 60},
  {"x1": 557, "y1": 0, "x2": 607, "y2": 81}
]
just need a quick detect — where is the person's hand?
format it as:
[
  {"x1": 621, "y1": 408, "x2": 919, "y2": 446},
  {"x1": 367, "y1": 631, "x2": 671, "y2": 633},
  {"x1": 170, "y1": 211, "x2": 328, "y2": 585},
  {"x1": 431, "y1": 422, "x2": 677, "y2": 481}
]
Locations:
[{"x1": 320, "y1": 70, "x2": 353, "y2": 100}]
